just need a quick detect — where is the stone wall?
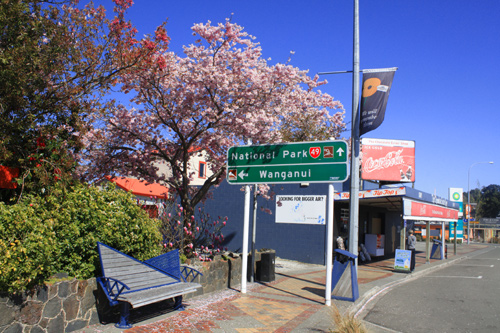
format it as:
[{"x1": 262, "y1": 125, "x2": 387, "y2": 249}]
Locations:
[
  {"x1": 0, "y1": 278, "x2": 99, "y2": 333},
  {"x1": 187, "y1": 256, "x2": 243, "y2": 298},
  {"x1": 0, "y1": 257, "x2": 243, "y2": 332}
]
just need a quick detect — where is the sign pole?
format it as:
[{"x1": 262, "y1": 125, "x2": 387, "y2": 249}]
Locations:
[
  {"x1": 325, "y1": 184, "x2": 334, "y2": 306},
  {"x1": 250, "y1": 184, "x2": 258, "y2": 282},
  {"x1": 348, "y1": 0, "x2": 361, "y2": 267},
  {"x1": 241, "y1": 139, "x2": 252, "y2": 293}
]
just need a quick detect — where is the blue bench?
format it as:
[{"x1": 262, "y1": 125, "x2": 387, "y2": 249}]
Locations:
[{"x1": 97, "y1": 242, "x2": 202, "y2": 329}]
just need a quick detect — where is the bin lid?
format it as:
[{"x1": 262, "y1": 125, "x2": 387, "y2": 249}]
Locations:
[{"x1": 334, "y1": 249, "x2": 358, "y2": 259}]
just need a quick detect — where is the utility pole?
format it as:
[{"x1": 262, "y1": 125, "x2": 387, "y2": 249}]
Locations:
[{"x1": 348, "y1": 0, "x2": 361, "y2": 265}]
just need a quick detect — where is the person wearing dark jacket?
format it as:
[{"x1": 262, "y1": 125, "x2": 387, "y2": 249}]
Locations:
[{"x1": 407, "y1": 230, "x2": 417, "y2": 272}]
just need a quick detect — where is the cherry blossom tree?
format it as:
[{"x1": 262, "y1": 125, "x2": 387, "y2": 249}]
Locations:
[{"x1": 82, "y1": 19, "x2": 345, "y2": 252}]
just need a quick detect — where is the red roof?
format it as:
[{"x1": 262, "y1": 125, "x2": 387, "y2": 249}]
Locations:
[
  {"x1": 0, "y1": 166, "x2": 20, "y2": 189},
  {"x1": 105, "y1": 176, "x2": 170, "y2": 199}
]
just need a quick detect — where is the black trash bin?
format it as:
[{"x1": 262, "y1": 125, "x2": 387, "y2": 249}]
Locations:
[{"x1": 257, "y1": 251, "x2": 275, "y2": 282}]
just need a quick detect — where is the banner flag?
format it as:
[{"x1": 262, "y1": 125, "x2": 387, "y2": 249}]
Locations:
[{"x1": 359, "y1": 68, "x2": 396, "y2": 136}]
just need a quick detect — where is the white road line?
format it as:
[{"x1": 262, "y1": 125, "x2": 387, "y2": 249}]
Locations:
[
  {"x1": 466, "y1": 258, "x2": 500, "y2": 260},
  {"x1": 425, "y1": 275, "x2": 482, "y2": 279},
  {"x1": 455, "y1": 264, "x2": 494, "y2": 267}
]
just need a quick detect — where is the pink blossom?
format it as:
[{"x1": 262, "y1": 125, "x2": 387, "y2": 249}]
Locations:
[{"x1": 79, "y1": 20, "x2": 345, "y2": 256}]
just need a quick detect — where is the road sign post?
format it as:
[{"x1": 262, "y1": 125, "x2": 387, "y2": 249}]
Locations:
[{"x1": 227, "y1": 141, "x2": 348, "y2": 185}]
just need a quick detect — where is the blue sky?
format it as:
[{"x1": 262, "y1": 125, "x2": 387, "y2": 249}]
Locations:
[{"x1": 96, "y1": 0, "x2": 499, "y2": 199}]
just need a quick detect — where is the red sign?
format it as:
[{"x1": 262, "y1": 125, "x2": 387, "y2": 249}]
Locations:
[
  {"x1": 334, "y1": 187, "x2": 406, "y2": 200},
  {"x1": 309, "y1": 147, "x2": 321, "y2": 159},
  {"x1": 410, "y1": 201, "x2": 459, "y2": 220},
  {"x1": 361, "y1": 138, "x2": 415, "y2": 182}
]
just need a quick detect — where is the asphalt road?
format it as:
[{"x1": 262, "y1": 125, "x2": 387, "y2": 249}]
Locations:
[{"x1": 358, "y1": 245, "x2": 500, "y2": 333}]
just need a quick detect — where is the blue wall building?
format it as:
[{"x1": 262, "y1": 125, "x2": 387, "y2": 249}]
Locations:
[{"x1": 199, "y1": 180, "x2": 460, "y2": 265}]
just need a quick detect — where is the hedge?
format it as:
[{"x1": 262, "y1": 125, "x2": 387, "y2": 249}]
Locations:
[{"x1": 0, "y1": 183, "x2": 162, "y2": 292}]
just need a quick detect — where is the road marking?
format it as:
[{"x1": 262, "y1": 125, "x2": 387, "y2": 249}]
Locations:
[
  {"x1": 455, "y1": 264, "x2": 494, "y2": 267},
  {"x1": 426, "y1": 275, "x2": 482, "y2": 279},
  {"x1": 467, "y1": 258, "x2": 500, "y2": 260}
]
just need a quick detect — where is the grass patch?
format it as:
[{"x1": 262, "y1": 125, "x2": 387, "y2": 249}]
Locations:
[{"x1": 329, "y1": 304, "x2": 367, "y2": 333}]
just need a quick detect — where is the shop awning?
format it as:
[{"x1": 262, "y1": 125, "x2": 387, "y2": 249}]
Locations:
[{"x1": 403, "y1": 198, "x2": 459, "y2": 222}]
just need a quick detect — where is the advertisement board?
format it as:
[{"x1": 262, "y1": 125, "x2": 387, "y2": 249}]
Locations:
[
  {"x1": 361, "y1": 138, "x2": 415, "y2": 182},
  {"x1": 394, "y1": 249, "x2": 411, "y2": 272},
  {"x1": 275, "y1": 195, "x2": 326, "y2": 224},
  {"x1": 404, "y1": 199, "x2": 459, "y2": 221}
]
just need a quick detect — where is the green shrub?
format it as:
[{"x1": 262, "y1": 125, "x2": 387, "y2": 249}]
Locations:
[{"x1": 0, "y1": 183, "x2": 162, "y2": 292}]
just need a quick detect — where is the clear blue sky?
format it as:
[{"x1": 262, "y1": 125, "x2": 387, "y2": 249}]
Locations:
[{"x1": 95, "y1": 0, "x2": 499, "y2": 199}]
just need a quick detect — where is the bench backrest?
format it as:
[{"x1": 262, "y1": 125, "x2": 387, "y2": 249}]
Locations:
[
  {"x1": 97, "y1": 242, "x2": 179, "y2": 293},
  {"x1": 144, "y1": 249, "x2": 182, "y2": 280}
]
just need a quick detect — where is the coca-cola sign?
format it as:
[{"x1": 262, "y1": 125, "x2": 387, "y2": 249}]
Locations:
[
  {"x1": 409, "y1": 201, "x2": 459, "y2": 220},
  {"x1": 361, "y1": 138, "x2": 415, "y2": 182}
]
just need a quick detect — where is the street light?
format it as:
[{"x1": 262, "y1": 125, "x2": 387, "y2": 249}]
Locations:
[{"x1": 467, "y1": 161, "x2": 494, "y2": 244}]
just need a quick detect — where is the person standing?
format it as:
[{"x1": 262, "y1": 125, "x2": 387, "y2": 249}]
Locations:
[{"x1": 407, "y1": 230, "x2": 417, "y2": 272}]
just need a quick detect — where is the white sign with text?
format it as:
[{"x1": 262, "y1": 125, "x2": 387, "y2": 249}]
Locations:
[{"x1": 275, "y1": 195, "x2": 327, "y2": 224}]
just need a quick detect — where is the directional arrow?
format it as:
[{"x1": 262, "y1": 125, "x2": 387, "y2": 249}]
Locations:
[
  {"x1": 336, "y1": 147, "x2": 345, "y2": 156},
  {"x1": 238, "y1": 170, "x2": 248, "y2": 180}
]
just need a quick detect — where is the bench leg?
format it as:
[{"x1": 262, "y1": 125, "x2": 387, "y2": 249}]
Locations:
[
  {"x1": 173, "y1": 296, "x2": 184, "y2": 311},
  {"x1": 115, "y1": 302, "x2": 133, "y2": 329}
]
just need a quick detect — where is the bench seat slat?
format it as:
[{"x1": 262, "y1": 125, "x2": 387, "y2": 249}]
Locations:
[
  {"x1": 121, "y1": 278, "x2": 178, "y2": 290},
  {"x1": 119, "y1": 282, "x2": 201, "y2": 308}
]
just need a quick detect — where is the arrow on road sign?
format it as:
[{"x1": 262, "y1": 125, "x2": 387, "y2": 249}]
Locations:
[
  {"x1": 238, "y1": 170, "x2": 248, "y2": 180},
  {"x1": 336, "y1": 147, "x2": 345, "y2": 156}
]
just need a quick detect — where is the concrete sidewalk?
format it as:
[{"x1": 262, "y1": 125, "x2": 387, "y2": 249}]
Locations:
[{"x1": 77, "y1": 242, "x2": 489, "y2": 333}]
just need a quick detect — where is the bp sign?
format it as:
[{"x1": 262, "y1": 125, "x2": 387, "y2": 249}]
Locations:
[{"x1": 226, "y1": 141, "x2": 348, "y2": 184}]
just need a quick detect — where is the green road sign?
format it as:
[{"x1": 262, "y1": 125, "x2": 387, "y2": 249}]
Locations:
[
  {"x1": 226, "y1": 141, "x2": 348, "y2": 184},
  {"x1": 227, "y1": 141, "x2": 347, "y2": 167}
]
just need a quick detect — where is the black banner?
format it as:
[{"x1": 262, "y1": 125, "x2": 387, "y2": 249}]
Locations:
[{"x1": 359, "y1": 69, "x2": 396, "y2": 136}]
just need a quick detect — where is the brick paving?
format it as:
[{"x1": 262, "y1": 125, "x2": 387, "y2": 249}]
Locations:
[{"x1": 78, "y1": 242, "x2": 489, "y2": 333}]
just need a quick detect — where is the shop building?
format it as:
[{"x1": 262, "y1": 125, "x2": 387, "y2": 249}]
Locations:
[{"x1": 202, "y1": 181, "x2": 460, "y2": 265}]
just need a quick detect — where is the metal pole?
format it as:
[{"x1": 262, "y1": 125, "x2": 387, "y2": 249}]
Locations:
[
  {"x1": 440, "y1": 222, "x2": 445, "y2": 259},
  {"x1": 250, "y1": 185, "x2": 258, "y2": 282},
  {"x1": 426, "y1": 222, "x2": 430, "y2": 263},
  {"x1": 454, "y1": 221, "x2": 457, "y2": 255},
  {"x1": 467, "y1": 167, "x2": 471, "y2": 245},
  {"x1": 241, "y1": 184, "x2": 250, "y2": 293},
  {"x1": 348, "y1": 0, "x2": 360, "y2": 267},
  {"x1": 241, "y1": 139, "x2": 253, "y2": 293},
  {"x1": 325, "y1": 184, "x2": 334, "y2": 306}
]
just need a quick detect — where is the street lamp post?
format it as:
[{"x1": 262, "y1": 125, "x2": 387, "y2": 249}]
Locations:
[{"x1": 467, "y1": 161, "x2": 494, "y2": 244}]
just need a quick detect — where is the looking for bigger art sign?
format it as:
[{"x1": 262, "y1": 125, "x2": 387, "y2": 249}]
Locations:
[{"x1": 361, "y1": 138, "x2": 415, "y2": 182}]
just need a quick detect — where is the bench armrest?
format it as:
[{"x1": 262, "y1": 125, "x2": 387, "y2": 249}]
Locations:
[
  {"x1": 180, "y1": 265, "x2": 203, "y2": 282},
  {"x1": 97, "y1": 277, "x2": 130, "y2": 307}
]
